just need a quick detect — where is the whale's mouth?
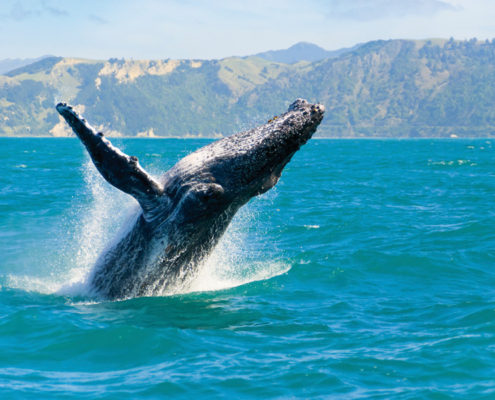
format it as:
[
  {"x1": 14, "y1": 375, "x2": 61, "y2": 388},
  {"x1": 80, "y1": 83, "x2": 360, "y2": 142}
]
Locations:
[
  {"x1": 251, "y1": 104, "x2": 324, "y2": 197},
  {"x1": 259, "y1": 172, "x2": 280, "y2": 194},
  {"x1": 258, "y1": 152, "x2": 295, "y2": 194}
]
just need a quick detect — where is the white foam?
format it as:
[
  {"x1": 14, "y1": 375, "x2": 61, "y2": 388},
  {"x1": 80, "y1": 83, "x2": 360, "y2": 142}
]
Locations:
[
  {"x1": 164, "y1": 193, "x2": 290, "y2": 295},
  {"x1": 184, "y1": 259, "x2": 291, "y2": 294},
  {"x1": 304, "y1": 224, "x2": 320, "y2": 229}
]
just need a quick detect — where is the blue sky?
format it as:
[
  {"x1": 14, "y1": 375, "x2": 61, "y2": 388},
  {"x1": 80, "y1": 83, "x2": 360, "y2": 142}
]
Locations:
[{"x1": 0, "y1": 0, "x2": 493, "y2": 60}]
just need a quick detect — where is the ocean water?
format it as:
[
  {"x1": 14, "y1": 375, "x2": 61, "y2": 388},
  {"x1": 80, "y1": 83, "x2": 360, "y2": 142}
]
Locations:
[{"x1": 1, "y1": 137, "x2": 495, "y2": 399}]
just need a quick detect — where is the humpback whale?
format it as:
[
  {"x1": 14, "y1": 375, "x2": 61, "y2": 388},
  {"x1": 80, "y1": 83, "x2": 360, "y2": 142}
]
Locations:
[{"x1": 56, "y1": 99, "x2": 324, "y2": 299}]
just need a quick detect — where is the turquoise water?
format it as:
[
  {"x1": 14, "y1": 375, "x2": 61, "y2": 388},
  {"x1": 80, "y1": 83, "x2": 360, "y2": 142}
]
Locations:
[{"x1": 1, "y1": 138, "x2": 495, "y2": 399}]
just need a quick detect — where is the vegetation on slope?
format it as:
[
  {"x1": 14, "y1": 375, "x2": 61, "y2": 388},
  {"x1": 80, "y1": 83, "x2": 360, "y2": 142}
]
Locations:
[{"x1": 1, "y1": 39, "x2": 495, "y2": 137}]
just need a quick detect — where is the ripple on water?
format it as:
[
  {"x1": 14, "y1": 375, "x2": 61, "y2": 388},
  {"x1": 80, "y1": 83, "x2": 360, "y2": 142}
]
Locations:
[{"x1": 1, "y1": 139, "x2": 495, "y2": 398}]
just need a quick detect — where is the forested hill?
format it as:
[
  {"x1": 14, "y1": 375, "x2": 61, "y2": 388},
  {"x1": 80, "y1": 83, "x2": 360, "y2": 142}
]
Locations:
[{"x1": 2, "y1": 38, "x2": 495, "y2": 138}]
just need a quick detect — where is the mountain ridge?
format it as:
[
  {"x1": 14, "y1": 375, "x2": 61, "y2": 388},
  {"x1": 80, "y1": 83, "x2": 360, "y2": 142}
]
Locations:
[
  {"x1": 252, "y1": 42, "x2": 361, "y2": 64},
  {"x1": 2, "y1": 38, "x2": 495, "y2": 138},
  {"x1": 0, "y1": 55, "x2": 55, "y2": 75}
]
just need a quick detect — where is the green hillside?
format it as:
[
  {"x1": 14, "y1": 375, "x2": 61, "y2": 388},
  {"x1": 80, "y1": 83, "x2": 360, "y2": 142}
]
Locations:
[{"x1": 2, "y1": 39, "x2": 495, "y2": 137}]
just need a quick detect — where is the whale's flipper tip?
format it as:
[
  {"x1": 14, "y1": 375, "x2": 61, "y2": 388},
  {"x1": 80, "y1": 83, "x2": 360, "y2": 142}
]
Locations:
[
  {"x1": 55, "y1": 102, "x2": 76, "y2": 118},
  {"x1": 56, "y1": 102, "x2": 68, "y2": 110}
]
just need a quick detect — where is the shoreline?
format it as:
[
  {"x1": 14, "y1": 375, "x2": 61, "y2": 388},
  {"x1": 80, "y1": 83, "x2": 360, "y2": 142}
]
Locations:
[{"x1": 0, "y1": 136, "x2": 494, "y2": 140}]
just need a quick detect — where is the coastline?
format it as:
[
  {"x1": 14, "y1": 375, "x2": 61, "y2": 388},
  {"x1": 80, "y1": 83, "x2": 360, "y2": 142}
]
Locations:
[{"x1": 1, "y1": 135, "x2": 494, "y2": 140}]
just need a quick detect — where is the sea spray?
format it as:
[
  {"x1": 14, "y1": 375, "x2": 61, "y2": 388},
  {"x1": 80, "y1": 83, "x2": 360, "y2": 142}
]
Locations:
[
  {"x1": 168, "y1": 199, "x2": 291, "y2": 295},
  {"x1": 59, "y1": 157, "x2": 141, "y2": 296},
  {"x1": 5, "y1": 150, "x2": 290, "y2": 298},
  {"x1": 4, "y1": 157, "x2": 137, "y2": 296},
  {"x1": 67, "y1": 154, "x2": 290, "y2": 297}
]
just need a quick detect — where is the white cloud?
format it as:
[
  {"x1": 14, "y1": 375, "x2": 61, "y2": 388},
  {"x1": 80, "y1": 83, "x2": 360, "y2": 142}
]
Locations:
[
  {"x1": 325, "y1": 0, "x2": 457, "y2": 21},
  {"x1": 0, "y1": 0, "x2": 494, "y2": 59},
  {"x1": 6, "y1": 0, "x2": 68, "y2": 21},
  {"x1": 88, "y1": 13, "x2": 108, "y2": 24}
]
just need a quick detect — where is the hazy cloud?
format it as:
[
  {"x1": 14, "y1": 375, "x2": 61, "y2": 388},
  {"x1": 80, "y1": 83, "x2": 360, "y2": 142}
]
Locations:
[
  {"x1": 43, "y1": 4, "x2": 68, "y2": 17},
  {"x1": 10, "y1": 1, "x2": 34, "y2": 20},
  {"x1": 88, "y1": 13, "x2": 108, "y2": 24},
  {"x1": 326, "y1": 0, "x2": 457, "y2": 21},
  {"x1": 8, "y1": 0, "x2": 68, "y2": 21},
  {"x1": 1, "y1": 0, "x2": 493, "y2": 60}
]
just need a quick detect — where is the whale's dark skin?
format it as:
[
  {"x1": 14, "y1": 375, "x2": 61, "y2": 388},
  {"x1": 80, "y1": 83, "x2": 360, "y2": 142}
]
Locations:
[{"x1": 56, "y1": 99, "x2": 324, "y2": 299}]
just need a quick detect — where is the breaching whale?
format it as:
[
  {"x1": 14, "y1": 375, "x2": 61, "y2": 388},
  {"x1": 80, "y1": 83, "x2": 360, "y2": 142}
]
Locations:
[{"x1": 56, "y1": 99, "x2": 324, "y2": 299}]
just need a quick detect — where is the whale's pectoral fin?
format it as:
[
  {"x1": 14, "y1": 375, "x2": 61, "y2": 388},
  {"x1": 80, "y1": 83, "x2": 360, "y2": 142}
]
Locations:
[{"x1": 56, "y1": 103, "x2": 164, "y2": 215}]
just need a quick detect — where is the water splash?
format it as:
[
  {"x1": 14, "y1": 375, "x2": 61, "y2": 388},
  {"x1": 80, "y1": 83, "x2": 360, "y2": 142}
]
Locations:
[
  {"x1": 5, "y1": 157, "x2": 289, "y2": 298},
  {"x1": 166, "y1": 204, "x2": 290, "y2": 295},
  {"x1": 58, "y1": 158, "x2": 140, "y2": 296},
  {"x1": 5, "y1": 158, "x2": 137, "y2": 296}
]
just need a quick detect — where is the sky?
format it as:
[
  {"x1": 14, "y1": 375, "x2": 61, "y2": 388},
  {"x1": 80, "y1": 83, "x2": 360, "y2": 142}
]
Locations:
[{"x1": 1, "y1": 0, "x2": 494, "y2": 60}]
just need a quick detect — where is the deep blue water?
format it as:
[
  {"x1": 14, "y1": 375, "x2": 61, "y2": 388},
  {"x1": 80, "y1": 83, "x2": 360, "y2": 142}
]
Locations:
[{"x1": 1, "y1": 138, "x2": 495, "y2": 399}]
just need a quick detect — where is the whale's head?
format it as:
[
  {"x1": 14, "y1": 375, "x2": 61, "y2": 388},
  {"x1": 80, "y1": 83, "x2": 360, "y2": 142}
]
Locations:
[
  {"x1": 162, "y1": 99, "x2": 324, "y2": 225},
  {"x1": 218, "y1": 98, "x2": 325, "y2": 200}
]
